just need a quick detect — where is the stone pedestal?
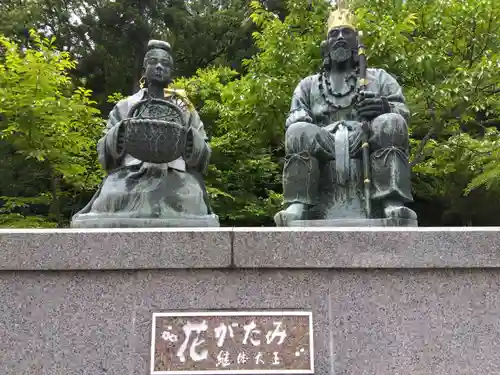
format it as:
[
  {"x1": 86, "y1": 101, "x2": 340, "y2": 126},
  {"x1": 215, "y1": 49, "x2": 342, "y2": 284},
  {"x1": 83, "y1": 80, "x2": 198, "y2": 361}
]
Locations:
[
  {"x1": 71, "y1": 214, "x2": 220, "y2": 228},
  {"x1": 289, "y1": 217, "x2": 418, "y2": 227},
  {"x1": 1, "y1": 228, "x2": 500, "y2": 374}
]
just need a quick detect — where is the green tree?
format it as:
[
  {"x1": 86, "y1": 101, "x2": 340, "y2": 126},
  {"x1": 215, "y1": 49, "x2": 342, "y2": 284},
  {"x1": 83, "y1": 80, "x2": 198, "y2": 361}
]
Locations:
[
  {"x1": 1, "y1": 0, "x2": 499, "y2": 226},
  {"x1": 174, "y1": 0, "x2": 330, "y2": 225},
  {"x1": 176, "y1": 0, "x2": 500, "y2": 226},
  {"x1": 353, "y1": 0, "x2": 500, "y2": 224},
  {"x1": 0, "y1": 0, "x2": 260, "y2": 113},
  {"x1": 0, "y1": 31, "x2": 103, "y2": 227}
]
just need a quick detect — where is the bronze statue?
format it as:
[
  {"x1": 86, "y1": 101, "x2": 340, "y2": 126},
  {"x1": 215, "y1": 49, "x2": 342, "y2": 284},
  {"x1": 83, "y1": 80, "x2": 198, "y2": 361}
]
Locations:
[
  {"x1": 71, "y1": 40, "x2": 219, "y2": 228},
  {"x1": 274, "y1": 6, "x2": 417, "y2": 226}
]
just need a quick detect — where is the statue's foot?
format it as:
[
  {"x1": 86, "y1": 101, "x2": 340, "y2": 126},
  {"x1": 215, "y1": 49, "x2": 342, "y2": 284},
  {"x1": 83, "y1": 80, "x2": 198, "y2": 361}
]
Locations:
[
  {"x1": 274, "y1": 203, "x2": 309, "y2": 227},
  {"x1": 383, "y1": 201, "x2": 418, "y2": 221}
]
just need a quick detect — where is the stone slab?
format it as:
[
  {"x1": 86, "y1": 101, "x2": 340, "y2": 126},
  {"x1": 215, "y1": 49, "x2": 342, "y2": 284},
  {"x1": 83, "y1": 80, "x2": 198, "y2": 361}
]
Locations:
[
  {"x1": 329, "y1": 269, "x2": 500, "y2": 375},
  {"x1": 0, "y1": 270, "x2": 332, "y2": 375},
  {"x1": 233, "y1": 228, "x2": 500, "y2": 268},
  {"x1": 0, "y1": 228, "x2": 231, "y2": 270},
  {"x1": 2, "y1": 269, "x2": 500, "y2": 375},
  {"x1": 71, "y1": 215, "x2": 220, "y2": 228},
  {"x1": 289, "y1": 218, "x2": 418, "y2": 227}
]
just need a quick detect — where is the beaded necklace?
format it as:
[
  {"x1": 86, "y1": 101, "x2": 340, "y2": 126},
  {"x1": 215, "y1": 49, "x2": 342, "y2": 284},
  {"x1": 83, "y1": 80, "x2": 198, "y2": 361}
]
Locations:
[{"x1": 318, "y1": 69, "x2": 359, "y2": 110}]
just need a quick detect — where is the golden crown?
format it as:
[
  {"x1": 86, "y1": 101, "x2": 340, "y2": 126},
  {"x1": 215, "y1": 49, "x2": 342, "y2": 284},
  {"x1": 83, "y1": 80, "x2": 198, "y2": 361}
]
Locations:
[{"x1": 326, "y1": 7, "x2": 357, "y2": 34}]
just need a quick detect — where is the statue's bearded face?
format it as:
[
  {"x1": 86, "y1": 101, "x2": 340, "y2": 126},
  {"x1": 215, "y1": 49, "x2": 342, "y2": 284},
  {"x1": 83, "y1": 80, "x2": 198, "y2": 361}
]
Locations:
[
  {"x1": 327, "y1": 27, "x2": 357, "y2": 64},
  {"x1": 143, "y1": 49, "x2": 173, "y2": 86}
]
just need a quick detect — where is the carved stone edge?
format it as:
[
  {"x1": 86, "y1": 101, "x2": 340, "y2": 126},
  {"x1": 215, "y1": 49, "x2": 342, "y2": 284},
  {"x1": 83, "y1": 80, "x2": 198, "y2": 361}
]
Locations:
[
  {"x1": 231, "y1": 227, "x2": 500, "y2": 269},
  {"x1": 288, "y1": 218, "x2": 418, "y2": 227},
  {"x1": 2, "y1": 227, "x2": 500, "y2": 270},
  {"x1": 70, "y1": 214, "x2": 220, "y2": 228},
  {"x1": 0, "y1": 228, "x2": 230, "y2": 271}
]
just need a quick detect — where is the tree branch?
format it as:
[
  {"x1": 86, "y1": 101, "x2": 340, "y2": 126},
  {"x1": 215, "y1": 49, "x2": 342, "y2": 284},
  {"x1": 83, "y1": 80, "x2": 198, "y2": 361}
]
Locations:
[
  {"x1": 410, "y1": 127, "x2": 434, "y2": 167},
  {"x1": 410, "y1": 98, "x2": 436, "y2": 167}
]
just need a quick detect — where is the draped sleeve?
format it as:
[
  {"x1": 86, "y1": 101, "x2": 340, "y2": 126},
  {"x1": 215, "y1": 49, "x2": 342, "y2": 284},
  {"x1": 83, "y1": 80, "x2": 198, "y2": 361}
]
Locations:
[{"x1": 285, "y1": 77, "x2": 314, "y2": 129}]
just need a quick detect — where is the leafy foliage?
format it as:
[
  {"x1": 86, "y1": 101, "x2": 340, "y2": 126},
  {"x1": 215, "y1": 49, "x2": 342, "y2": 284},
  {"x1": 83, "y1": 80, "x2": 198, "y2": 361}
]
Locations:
[
  {"x1": 353, "y1": 0, "x2": 500, "y2": 222},
  {"x1": 175, "y1": 0, "x2": 500, "y2": 225},
  {"x1": 173, "y1": 0, "x2": 331, "y2": 225},
  {"x1": 1, "y1": 0, "x2": 500, "y2": 226},
  {"x1": 0, "y1": 31, "x2": 103, "y2": 226}
]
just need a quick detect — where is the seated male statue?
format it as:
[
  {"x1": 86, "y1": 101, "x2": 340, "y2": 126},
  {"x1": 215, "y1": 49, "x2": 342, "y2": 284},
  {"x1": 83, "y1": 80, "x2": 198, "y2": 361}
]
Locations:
[
  {"x1": 71, "y1": 40, "x2": 218, "y2": 228},
  {"x1": 274, "y1": 7, "x2": 417, "y2": 226}
]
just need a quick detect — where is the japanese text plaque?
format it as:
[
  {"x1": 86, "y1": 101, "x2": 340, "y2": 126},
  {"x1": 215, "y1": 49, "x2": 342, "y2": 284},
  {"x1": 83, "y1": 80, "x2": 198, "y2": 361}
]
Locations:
[{"x1": 151, "y1": 310, "x2": 314, "y2": 375}]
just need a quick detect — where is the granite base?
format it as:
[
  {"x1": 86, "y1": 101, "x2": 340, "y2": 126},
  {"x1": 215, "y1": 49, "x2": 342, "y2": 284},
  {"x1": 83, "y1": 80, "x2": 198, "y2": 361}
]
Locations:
[
  {"x1": 70, "y1": 214, "x2": 220, "y2": 228},
  {"x1": 1, "y1": 228, "x2": 500, "y2": 375},
  {"x1": 289, "y1": 217, "x2": 418, "y2": 227}
]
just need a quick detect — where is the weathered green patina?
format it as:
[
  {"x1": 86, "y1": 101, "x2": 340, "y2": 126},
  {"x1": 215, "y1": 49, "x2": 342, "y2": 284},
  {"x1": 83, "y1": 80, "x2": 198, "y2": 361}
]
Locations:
[
  {"x1": 72, "y1": 40, "x2": 219, "y2": 228},
  {"x1": 274, "y1": 7, "x2": 417, "y2": 227}
]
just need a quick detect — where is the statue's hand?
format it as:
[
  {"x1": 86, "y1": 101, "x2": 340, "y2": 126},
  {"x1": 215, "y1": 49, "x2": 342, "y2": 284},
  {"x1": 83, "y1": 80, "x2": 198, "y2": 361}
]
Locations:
[{"x1": 355, "y1": 90, "x2": 391, "y2": 120}]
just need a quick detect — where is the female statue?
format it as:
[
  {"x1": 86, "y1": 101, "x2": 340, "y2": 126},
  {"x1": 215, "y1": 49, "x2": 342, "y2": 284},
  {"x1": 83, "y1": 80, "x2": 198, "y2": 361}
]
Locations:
[{"x1": 72, "y1": 40, "x2": 218, "y2": 227}]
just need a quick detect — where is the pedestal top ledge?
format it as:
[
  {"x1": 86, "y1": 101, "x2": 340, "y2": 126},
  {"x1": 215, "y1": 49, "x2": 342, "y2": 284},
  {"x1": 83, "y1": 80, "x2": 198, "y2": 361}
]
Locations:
[
  {"x1": 0, "y1": 228, "x2": 231, "y2": 270},
  {"x1": 1, "y1": 227, "x2": 500, "y2": 270}
]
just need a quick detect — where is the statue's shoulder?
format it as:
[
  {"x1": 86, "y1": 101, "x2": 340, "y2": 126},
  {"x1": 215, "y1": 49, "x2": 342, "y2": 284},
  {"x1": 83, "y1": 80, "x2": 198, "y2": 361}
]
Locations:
[
  {"x1": 111, "y1": 97, "x2": 131, "y2": 117},
  {"x1": 300, "y1": 74, "x2": 320, "y2": 84},
  {"x1": 115, "y1": 97, "x2": 133, "y2": 109},
  {"x1": 295, "y1": 74, "x2": 320, "y2": 90},
  {"x1": 366, "y1": 67, "x2": 386, "y2": 77},
  {"x1": 114, "y1": 89, "x2": 146, "y2": 109}
]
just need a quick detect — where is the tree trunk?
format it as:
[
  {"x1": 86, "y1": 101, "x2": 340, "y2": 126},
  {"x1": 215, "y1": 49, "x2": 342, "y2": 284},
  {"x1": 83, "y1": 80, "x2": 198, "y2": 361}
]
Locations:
[{"x1": 49, "y1": 167, "x2": 62, "y2": 227}]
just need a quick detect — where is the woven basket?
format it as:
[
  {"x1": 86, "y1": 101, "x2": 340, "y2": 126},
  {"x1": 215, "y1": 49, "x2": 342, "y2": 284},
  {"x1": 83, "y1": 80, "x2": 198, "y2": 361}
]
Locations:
[{"x1": 123, "y1": 118, "x2": 187, "y2": 164}]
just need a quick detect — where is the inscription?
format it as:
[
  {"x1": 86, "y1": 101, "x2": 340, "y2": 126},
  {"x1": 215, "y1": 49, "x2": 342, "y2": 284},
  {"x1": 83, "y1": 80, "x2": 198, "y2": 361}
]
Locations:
[{"x1": 151, "y1": 311, "x2": 314, "y2": 375}]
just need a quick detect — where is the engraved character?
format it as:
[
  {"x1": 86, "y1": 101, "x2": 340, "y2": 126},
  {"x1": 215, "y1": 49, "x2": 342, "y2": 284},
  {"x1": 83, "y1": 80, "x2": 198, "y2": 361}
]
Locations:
[
  {"x1": 176, "y1": 320, "x2": 209, "y2": 363},
  {"x1": 237, "y1": 351, "x2": 249, "y2": 364},
  {"x1": 214, "y1": 322, "x2": 238, "y2": 347},
  {"x1": 242, "y1": 320, "x2": 261, "y2": 346},
  {"x1": 272, "y1": 352, "x2": 281, "y2": 365},
  {"x1": 265, "y1": 321, "x2": 287, "y2": 345},
  {"x1": 254, "y1": 352, "x2": 265, "y2": 365},
  {"x1": 216, "y1": 350, "x2": 231, "y2": 367}
]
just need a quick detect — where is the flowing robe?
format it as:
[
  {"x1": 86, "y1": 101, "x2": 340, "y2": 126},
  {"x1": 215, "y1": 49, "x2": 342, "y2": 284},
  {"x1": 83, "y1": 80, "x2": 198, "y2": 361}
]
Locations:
[
  {"x1": 71, "y1": 88, "x2": 217, "y2": 227},
  {"x1": 282, "y1": 68, "x2": 413, "y2": 218}
]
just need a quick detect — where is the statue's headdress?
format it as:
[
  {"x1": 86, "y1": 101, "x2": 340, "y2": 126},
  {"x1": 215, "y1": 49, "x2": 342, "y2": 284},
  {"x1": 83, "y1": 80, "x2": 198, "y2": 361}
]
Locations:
[
  {"x1": 146, "y1": 40, "x2": 171, "y2": 54},
  {"x1": 326, "y1": 0, "x2": 357, "y2": 35},
  {"x1": 143, "y1": 39, "x2": 173, "y2": 68}
]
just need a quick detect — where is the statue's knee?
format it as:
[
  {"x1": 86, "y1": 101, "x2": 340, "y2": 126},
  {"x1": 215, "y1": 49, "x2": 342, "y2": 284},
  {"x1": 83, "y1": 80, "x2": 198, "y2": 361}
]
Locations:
[
  {"x1": 372, "y1": 113, "x2": 407, "y2": 131},
  {"x1": 286, "y1": 122, "x2": 318, "y2": 138},
  {"x1": 370, "y1": 113, "x2": 408, "y2": 148},
  {"x1": 285, "y1": 122, "x2": 319, "y2": 153}
]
